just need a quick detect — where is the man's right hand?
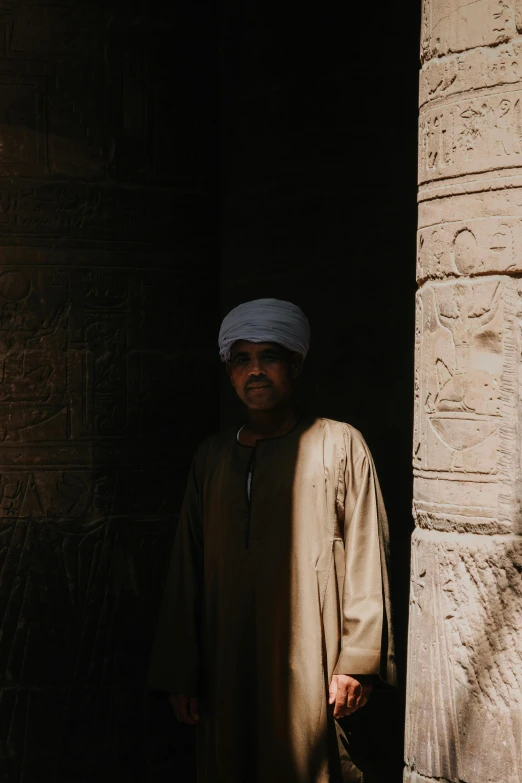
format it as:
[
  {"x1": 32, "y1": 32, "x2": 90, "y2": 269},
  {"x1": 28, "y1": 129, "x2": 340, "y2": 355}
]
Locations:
[{"x1": 169, "y1": 694, "x2": 200, "y2": 725}]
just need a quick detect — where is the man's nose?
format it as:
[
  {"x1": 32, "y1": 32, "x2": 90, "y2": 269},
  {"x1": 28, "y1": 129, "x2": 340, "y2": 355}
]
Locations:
[{"x1": 249, "y1": 356, "x2": 264, "y2": 374}]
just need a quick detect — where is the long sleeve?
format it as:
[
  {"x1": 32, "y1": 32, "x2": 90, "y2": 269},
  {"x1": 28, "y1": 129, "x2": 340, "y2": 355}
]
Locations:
[
  {"x1": 333, "y1": 431, "x2": 396, "y2": 686},
  {"x1": 147, "y1": 449, "x2": 205, "y2": 695}
]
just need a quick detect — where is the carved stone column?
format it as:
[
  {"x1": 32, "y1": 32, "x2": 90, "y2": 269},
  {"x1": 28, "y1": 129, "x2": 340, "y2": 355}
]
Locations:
[
  {"x1": 0, "y1": 3, "x2": 217, "y2": 780},
  {"x1": 406, "y1": 3, "x2": 522, "y2": 782}
]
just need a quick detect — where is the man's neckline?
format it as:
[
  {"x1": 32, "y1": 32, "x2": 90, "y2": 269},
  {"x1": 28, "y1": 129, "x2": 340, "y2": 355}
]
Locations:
[{"x1": 235, "y1": 414, "x2": 309, "y2": 448}]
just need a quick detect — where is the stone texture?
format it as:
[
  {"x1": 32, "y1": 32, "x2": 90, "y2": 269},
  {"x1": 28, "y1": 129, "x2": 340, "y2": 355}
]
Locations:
[
  {"x1": 420, "y1": 0, "x2": 519, "y2": 61},
  {"x1": 420, "y1": 39, "x2": 522, "y2": 106},
  {"x1": 408, "y1": 1, "x2": 522, "y2": 780},
  {"x1": 405, "y1": 530, "x2": 522, "y2": 783},
  {"x1": 0, "y1": 2, "x2": 217, "y2": 782}
]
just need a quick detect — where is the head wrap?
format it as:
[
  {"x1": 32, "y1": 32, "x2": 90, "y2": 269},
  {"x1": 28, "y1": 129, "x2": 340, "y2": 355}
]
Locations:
[{"x1": 218, "y1": 298, "x2": 310, "y2": 361}]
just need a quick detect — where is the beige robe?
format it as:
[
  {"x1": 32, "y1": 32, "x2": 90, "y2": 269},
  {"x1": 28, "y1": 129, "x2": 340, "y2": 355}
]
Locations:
[{"x1": 148, "y1": 417, "x2": 396, "y2": 782}]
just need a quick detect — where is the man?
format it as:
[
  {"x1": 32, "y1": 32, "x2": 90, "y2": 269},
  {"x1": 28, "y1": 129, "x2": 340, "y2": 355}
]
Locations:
[{"x1": 148, "y1": 298, "x2": 396, "y2": 782}]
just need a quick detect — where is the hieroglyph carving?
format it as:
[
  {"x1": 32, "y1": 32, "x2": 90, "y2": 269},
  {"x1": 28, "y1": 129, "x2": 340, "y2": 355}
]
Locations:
[
  {"x1": 419, "y1": 90, "x2": 522, "y2": 182},
  {"x1": 0, "y1": 266, "x2": 136, "y2": 443},
  {"x1": 421, "y1": 0, "x2": 517, "y2": 62},
  {"x1": 416, "y1": 217, "x2": 520, "y2": 280},
  {"x1": 420, "y1": 42, "x2": 522, "y2": 106}
]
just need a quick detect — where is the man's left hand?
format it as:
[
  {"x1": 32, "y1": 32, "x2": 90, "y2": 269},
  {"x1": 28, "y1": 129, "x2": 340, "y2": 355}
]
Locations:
[{"x1": 328, "y1": 674, "x2": 372, "y2": 719}]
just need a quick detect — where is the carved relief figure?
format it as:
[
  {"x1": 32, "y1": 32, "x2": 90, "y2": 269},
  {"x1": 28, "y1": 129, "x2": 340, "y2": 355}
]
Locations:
[
  {"x1": 458, "y1": 104, "x2": 484, "y2": 156},
  {"x1": 453, "y1": 228, "x2": 479, "y2": 275},
  {"x1": 426, "y1": 281, "x2": 503, "y2": 471},
  {"x1": 0, "y1": 269, "x2": 70, "y2": 440},
  {"x1": 423, "y1": 111, "x2": 452, "y2": 170},
  {"x1": 483, "y1": 98, "x2": 521, "y2": 155}
]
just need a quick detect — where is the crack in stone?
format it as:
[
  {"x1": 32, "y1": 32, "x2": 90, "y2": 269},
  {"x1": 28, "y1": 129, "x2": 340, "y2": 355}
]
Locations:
[{"x1": 431, "y1": 0, "x2": 486, "y2": 35}]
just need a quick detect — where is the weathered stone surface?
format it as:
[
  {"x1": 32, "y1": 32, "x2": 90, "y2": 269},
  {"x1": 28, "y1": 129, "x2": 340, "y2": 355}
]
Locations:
[
  {"x1": 421, "y1": 0, "x2": 519, "y2": 62},
  {"x1": 409, "y1": 2, "x2": 522, "y2": 781},
  {"x1": 405, "y1": 529, "x2": 522, "y2": 783},
  {"x1": 420, "y1": 39, "x2": 522, "y2": 107},
  {"x1": 403, "y1": 772, "x2": 447, "y2": 783}
]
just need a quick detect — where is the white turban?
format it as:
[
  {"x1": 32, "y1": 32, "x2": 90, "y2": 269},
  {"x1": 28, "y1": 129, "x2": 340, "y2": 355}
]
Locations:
[{"x1": 218, "y1": 298, "x2": 310, "y2": 361}]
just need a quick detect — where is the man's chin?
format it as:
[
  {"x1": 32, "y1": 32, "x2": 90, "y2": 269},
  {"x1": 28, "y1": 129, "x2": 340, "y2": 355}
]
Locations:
[
  {"x1": 245, "y1": 403, "x2": 277, "y2": 412},
  {"x1": 242, "y1": 398, "x2": 279, "y2": 412}
]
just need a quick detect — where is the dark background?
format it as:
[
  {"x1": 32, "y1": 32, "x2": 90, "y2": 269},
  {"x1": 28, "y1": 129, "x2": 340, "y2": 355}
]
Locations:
[
  {"x1": 217, "y1": 3, "x2": 420, "y2": 779},
  {"x1": 0, "y1": 1, "x2": 420, "y2": 781}
]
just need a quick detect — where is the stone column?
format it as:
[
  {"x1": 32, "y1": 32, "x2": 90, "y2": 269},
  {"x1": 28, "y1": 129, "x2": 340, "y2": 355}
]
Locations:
[
  {"x1": 406, "y1": 2, "x2": 522, "y2": 782},
  {"x1": 0, "y1": 3, "x2": 217, "y2": 780}
]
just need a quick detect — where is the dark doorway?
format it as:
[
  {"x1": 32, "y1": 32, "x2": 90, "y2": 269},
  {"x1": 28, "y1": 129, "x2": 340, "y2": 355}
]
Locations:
[{"x1": 218, "y1": 3, "x2": 420, "y2": 781}]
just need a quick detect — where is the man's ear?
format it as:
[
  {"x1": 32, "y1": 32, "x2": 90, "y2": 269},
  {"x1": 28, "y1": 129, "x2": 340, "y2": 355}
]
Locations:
[
  {"x1": 291, "y1": 353, "x2": 303, "y2": 379},
  {"x1": 226, "y1": 361, "x2": 235, "y2": 384}
]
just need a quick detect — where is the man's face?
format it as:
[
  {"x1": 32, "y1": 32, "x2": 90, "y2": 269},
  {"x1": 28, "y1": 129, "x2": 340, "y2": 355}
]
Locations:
[{"x1": 227, "y1": 341, "x2": 302, "y2": 411}]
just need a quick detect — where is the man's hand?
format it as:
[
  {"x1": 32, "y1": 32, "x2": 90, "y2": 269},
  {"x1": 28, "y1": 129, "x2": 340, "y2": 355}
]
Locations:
[
  {"x1": 169, "y1": 693, "x2": 200, "y2": 725},
  {"x1": 328, "y1": 674, "x2": 372, "y2": 719}
]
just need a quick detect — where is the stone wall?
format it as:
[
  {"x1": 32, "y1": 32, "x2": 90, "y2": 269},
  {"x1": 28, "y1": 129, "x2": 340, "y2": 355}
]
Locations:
[
  {"x1": 0, "y1": 3, "x2": 218, "y2": 782},
  {"x1": 406, "y1": 2, "x2": 522, "y2": 781}
]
